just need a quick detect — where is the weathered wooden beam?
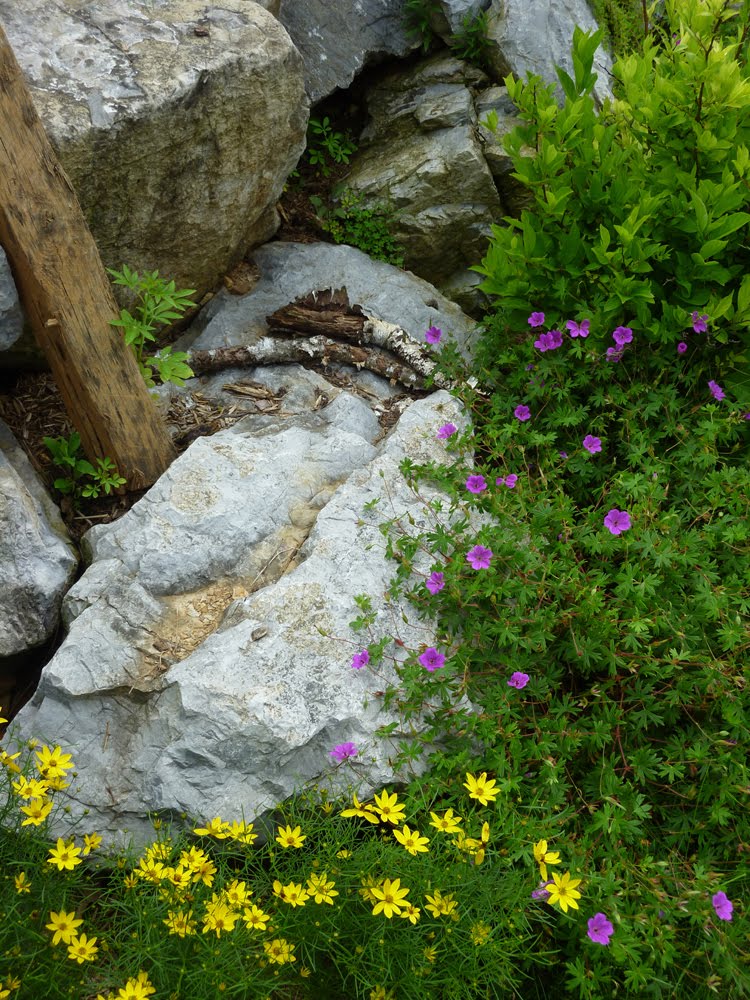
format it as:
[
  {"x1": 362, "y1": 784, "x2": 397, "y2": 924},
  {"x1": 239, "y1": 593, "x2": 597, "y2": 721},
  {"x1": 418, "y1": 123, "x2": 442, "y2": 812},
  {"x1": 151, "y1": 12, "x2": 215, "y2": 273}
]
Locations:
[{"x1": 0, "y1": 23, "x2": 176, "y2": 489}]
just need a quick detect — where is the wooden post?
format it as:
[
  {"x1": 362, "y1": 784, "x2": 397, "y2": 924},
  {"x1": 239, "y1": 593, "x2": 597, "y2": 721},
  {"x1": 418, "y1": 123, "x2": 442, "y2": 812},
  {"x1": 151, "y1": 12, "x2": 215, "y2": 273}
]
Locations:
[{"x1": 0, "y1": 24, "x2": 176, "y2": 490}]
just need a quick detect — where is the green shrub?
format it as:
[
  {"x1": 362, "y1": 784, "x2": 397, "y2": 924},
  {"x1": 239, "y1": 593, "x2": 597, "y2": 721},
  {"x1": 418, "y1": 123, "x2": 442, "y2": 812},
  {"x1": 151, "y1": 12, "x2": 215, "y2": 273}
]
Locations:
[{"x1": 314, "y1": 189, "x2": 406, "y2": 267}]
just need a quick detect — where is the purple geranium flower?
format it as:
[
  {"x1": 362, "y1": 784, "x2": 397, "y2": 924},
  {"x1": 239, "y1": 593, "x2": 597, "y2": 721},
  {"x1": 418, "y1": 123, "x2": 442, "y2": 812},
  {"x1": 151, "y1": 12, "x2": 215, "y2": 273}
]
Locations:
[
  {"x1": 606, "y1": 347, "x2": 623, "y2": 362},
  {"x1": 466, "y1": 474, "x2": 488, "y2": 494},
  {"x1": 351, "y1": 650, "x2": 370, "y2": 671},
  {"x1": 587, "y1": 913, "x2": 614, "y2": 945},
  {"x1": 437, "y1": 423, "x2": 458, "y2": 440},
  {"x1": 418, "y1": 647, "x2": 446, "y2": 672},
  {"x1": 508, "y1": 671, "x2": 529, "y2": 689},
  {"x1": 528, "y1": 311, "x2": 545, "y2": 328},
  {"x1": 531, "y1": 882, "x2": 551, "y2": 901},
  {"x1": 514, "y1": 404, "x2": 531, "y2": 422},
  {"x1": 566, "y1": 319, "x2": 590, "y2": 338},
  {"x1": 677, "y1": 341, "x2": 688, "y2": 354},
  {"x1": 425, "y1": 571, "x2": 445, "y2": 595},
  {"x1": 503, "y1": 474, "x2": 518, "y2": 488},
  {"x1": 692, "y1": 311, "x2": 709, "y2": 333},
  {"x1": 582, "y1": 435, "x2": 602, "y2": 454},
  {"x1": 604, "y1": 509, "x2": 631, "y2": 535},
  {"x1": 329, "y1": 742, "x2": 358, "y2": 763},
  {"x1": 708, "y1": 380, "x2": 725, "y2": 401},
  {"x1": 612, "y1": 326, "x2": 633, "y2": 346},
  {"x1": 712, "y1": 891, "x2": 733, "y2": 921},
  {"x1": 466, "y1": 545, "x2": 493, "y2": 570},
  {"x1": 425, "y1": 325, "x2": 442, "y2": 344},
  {"x1": 534, "y1": 329, "x2": 563, "y2": 352}
]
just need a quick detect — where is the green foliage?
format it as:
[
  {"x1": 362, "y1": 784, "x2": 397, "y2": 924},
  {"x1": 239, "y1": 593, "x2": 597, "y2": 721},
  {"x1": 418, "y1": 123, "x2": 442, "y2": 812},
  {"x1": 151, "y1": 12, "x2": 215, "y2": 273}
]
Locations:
[
  {"x1": 108, "y1": 265, "x2": 196, "y2": 388},
  {"x1": 403, "y1": 0, "x2": 441, "y2": 54},
  {"x1": 306, "y1": 117, "x2": 358, "y2": 177},
  {"x1": 449, "y1": 11, "x2": 493, "y2": 72},
  {"x1": 312, "y1": 189, "x2": 406, "y2": 267},
  {"x1": 588, "y1": 0, "x2": 648, "y2": 55},
  {"x1": 43, "y1": 432, "x2": 126, "y2": 500},
  {"x1": 475, "y1": 0, "x2": 750, "y2": 403}
]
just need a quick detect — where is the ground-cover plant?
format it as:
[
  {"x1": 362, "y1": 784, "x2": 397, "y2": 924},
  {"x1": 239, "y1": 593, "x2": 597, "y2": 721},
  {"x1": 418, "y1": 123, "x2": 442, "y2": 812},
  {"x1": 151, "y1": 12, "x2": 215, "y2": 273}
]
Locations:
[
  {"x1": 43, "y1": 432, "x2": 126, "y2": 501},
  {"x1": 449, "y1": 11, "x2": 493, "y2": 72},
  {"x1": 108, "y1": 265, "x2": 195, "y2": 388},
  {"x1": 310, "y1": 189, "x2": 406, "y2": 267},
  {"x1": 403, "y1": 0, "x2": 442, "y2": 54},
  {"x1": 305, "y1": 116, "x2": 358, "y2": 177}
]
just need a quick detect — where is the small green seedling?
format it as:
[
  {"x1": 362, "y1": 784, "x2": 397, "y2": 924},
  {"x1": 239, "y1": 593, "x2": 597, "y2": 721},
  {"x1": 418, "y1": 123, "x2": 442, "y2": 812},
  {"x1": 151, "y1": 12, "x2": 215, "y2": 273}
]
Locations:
[
  {"x1": 306, "y1": 117, "x2": 358, "y2": 176},
  {"x1": 43, "y1": 432, "x2": 126, "y2": 501}
]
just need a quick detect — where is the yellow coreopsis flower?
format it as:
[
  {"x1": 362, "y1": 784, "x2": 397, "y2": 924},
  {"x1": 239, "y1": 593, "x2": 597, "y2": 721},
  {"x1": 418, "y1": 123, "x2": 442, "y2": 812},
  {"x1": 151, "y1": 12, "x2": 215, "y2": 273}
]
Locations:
[
  {"x1": 263, "y1": 938, "x2": 296, "y2": 965},
  {"x1": 276, "y1": 824, "x2": 307, "y2": 849},
  {"x1": 163, "y1": 908, "x2": 197, "y2": 937},
  {"x1": 193, "y1": 816, "x2": 230, "y2": 838},
  {"x1": 47, "y1": 837, "x2": 82, "y2": 871},
  {"x1": 470, "y1": 921, "x2": 492, "y2": 946},
  {"x1": 273, "y1": 879, "x2": 310, "y2": 907},
  {"x1": 20, "y1": 797, "x2": 53, "y2": 827},
  {"x1": 393, "y1": 823, "x2": 430, "y2": 856},
  {"x1": 424, "y1": 888, "x2": 458, "y2": 918},
  {"x1": 307, "y1": 872, "x2": 338, "y2": 904},
  {"x1": 0, "y1": 749, "x2": 22, "y2": 774},
  {"x1": 222, "y1": 879, "x2": 251, "y2": 907},
  {"x1": 14, "y1": 871, "x2": 31, "y2": 893},
  {"x1": 225, "y1": 819, "x2": 258, "y2": 845},
  {"x1": 370, "y1": 878, "x2": 410, "y2": 918},
  {"x1": 202, "y1": 895, "x2": 240, "y2": 936},
  {"x1": 12, "y1": 776, "x2": 49, "y2": 800},
  {"x1": 545, "y1": 871, "x2": 582, "y2": 913},
  {"x1": 67, "y1": 933, "x2": 98, "y2": 963},
  {"x1": 533, "y1": 839, "x2": 561, "y2": 882},
  {"x1": 242, "y1": 903, "x2": 270, "y2": 931},
  {"x1": 116, "y1": 973, "x2": 155, "y2": 1000},
  {"x1": 45, "y1": 909, "x2": 83, "y2": 945},
  {"x1": 463, "y1": 771, "x2": 499, "y2": 806},
  {"x1": 399, "y1": 902, "x2": 422, "y2": 924},
  {"x1": 429, "y1": 808, "x2": 463, "y2": 834},
  {"x1": 340, "y1": 794, "x2": 380, "y2": 823},
  {"x1": 83, "y1": 832, "x2": 103, "y2": 855},
  {"x1": 134, "y1": 857, "x2": 165, "y2": 883},
  {"x1": 34, "y1": 745, "x2": 74, "y2": 779},
  {"x1": 372, "y1": 789, "x2": 406, "y2": 825}
]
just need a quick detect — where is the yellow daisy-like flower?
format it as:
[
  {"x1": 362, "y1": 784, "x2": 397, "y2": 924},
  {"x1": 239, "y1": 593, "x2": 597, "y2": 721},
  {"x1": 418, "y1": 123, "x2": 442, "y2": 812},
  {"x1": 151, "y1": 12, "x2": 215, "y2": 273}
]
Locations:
[
  {"x1": 163, "y1": 908, "x2": 197, "y2": 937},
  {"x1": 340, "y1": 794, "x2": 380, "y2": 823},
  {"x1": 423, "y1": 945, "x2": 438, "y2": 964},
  {"x1": 67, "y1": 933, "x2": 98, "y2": 964},
  {"x1": 180, "y1": 846, "x2": 217, "y2": 887},
  {"x1": 47, "y1": 837, "x2": 82, "y2": 872},
  {"x1": 370, "y1": 878, "x2": 410, "y2": 918},
  {"x1": 46, "y1": 909, "x2": 83, "y2": 945},
  {"x1": 34, "y1": 745, "x2": 74, "y2": 779},
  {"x1": 399, "y1": 902, "x2": 421, "y2": 924},
  {"x1": 533, "y1": 839, "x2": 561, "y2": 882},
  {"x1": 359, "y1": 874, "x2": 380, "y2": 903},
  {"x1": 145, "y1": 841, "x2": 173, "y2": 861},
  {"x1": 481, "y1": 821, "x2": 490, "y2": 844},
  {"x1": 83, "y1": 832, "x2": 103, "y2": 855},
  {"x1": 545, "y1": 871, "x2": 582, "y2": 913},
  {"x1": 0, "y1": 749, "x2": 22, "y2": 774},
  {"x1": 14, "y1": 871, "x2": 31, "y2": 893},
  {"x1": 470, "y1": 921, "x2": 492, "y2": 946},
  {"x1": 273, "y1": 879, "x2": 310, "y2": 907},
  {"x1": 307, "y1": 872, "x2": 338, "y2": 905},
  {"x1": 276, "y1": 824, "x2": 306, "y2": 849},
  {"x1": 225, "y1": 819, "x2": 258, "y2": 845},
  {"x1": 193, "y1": 816, "x2": 231, "y2": 839},
  {"x1": 202, "y1": 895, "x2": 240, "y2": 936},
  {"x1": 20, "y1": 797, "x2": 53, "y2": 827},
  {"x1": 222, "y1": 879, "x2": 251, "y2": 907},
  {"x1": 369, "y1": 989, "x2": 395, "y2": 1000},
  {"x1": 336, "y1": 848, "x2": 353, "y2": 858},
  {"x1": 134, "y1": 857, "x2": 165, "y2": 883},
  {"x1": 263, "y1": 938, "x2": 296, "y2": 965},
  {"x1": 424, "y1": 888, "x2": 458, "y2": 918},
  {"x1": 463, "y1": 772, "x2": 499, "y2": 806},
  {"x1": 162, "y1": 864, "x2": 192, "y2": 893},
  {"x1": 429, "y1": 808, "x2": 463, "y2": 834},
  {"x1": 393, "y1": 823, "x2": 430, "y2": 856},
  {"x1": 12, "y1": 776, "x2": 49, "y2": 800},
  {"x1": 453, "y1": 833, "x2": 481, "y2": 857},
  {"x1": 242, "y1": 903, "x2": 270, "y2": 931},
  {"x1": 123, "y1": 874, "x2": 138, "y2": 890},
  {"x1": 117, "y1": 973, "x2": 155, "y2": 1000},
  {"x1": 372, "y1": 790, "x2": 406, "y2": 825}
]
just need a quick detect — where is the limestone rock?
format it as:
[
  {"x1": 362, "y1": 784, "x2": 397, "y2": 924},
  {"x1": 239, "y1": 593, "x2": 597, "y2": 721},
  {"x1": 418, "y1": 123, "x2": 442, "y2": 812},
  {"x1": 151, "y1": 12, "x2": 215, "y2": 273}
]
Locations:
[
  {"x1": 0, "y1": 421, "x2": 78, "y2": 659},
  {"x1": 0, "y1": 0, "x2": 308, "y2": 312},
  {"x1": 12, "y1": 388, "x2": 470, "y2": 847},
  {"x1": 0, "y1": 250, "x2": 24, "y2": 356},
  {"x1": 432, "y1": 0, "x2": 492, "y2": 37}
]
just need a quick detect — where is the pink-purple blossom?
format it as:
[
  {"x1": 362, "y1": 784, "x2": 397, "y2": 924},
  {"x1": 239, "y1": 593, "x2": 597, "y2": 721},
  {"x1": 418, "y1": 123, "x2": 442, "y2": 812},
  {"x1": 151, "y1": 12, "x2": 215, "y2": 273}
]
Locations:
[
  {"x1": 425, "y1": 326, "x2": 442, "y2": 344},
  {"x1": 437, "y1": 423, "x2": 458, "y2": 440},
  {"x1": 531, "y1": 882, "x2": 551, "y2": 901},
  {"x1": 712, "y1": 891, "x2": 733, "y2": 921},
  {"x1": 466, "y1": 545, "x2": 493, "y2": 570},
  {"x1": 582, "y1": 435, "x2": 602, "y2": 454},
  {"x1": 425, "y1": 571, "x2": 445, "y2": 595},
  {"x1": 604, "y1": 509, "x2": 631, "y2": 535},
  {"x1": 566, "y1": 319, "x2": 590, "y2": 338},
  {"x1": 534, "y1": 329, "x2": 563, "y2": 352},
  {"x1": 708, "y1": 380, "x2": 725, "y2": 401},
  {"x1": 606, "y1": 347, "x2": 623, "y2": 362},
  {"x1": 514, "y1": 404, "x2": 531, "y2": 422},
  {"x1": 466, "y1": 474, "x2": 488, "y2": 494},
  {"x1": 508, "y1": 671, "x2": 529, "y2": 689},
  {"x1": 677, "y1": 342, "x2": 688, "y2": 354},
  {"x1": 351, "y1": 650, "x2": 370, "y2": 670},
  {"x1": 528, "y1": 311, "x2": 545, "y2": 327},
  {"x1": 329, "y1": 742, "x2": 358, "y2": 763},
  {"x1": 496, "y1": 473, "x2": 518, "y2": 488},
  {"x1": 418, "y1": 647, "x2": 446, "y2": 672},
  {"x1": 692, "y1": 311, "x2": 709, "y2": 333},
  {"x1": 587, "y1": 912, "x2": 614, "y2": 945},
  {"x1": 612, "y1": 326, "x2": 633, "y2": 346}
]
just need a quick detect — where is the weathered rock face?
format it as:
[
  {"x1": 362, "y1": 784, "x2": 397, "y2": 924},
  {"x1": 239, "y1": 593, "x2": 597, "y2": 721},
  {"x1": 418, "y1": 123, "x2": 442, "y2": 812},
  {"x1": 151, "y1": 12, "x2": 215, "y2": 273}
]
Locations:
[
  {"x1": 341, "y1": 55, "x2": 503, "y2": 303},
  {"x1": 13, "y1": 384, "x2": 469, "y2": 847},
  {"x1": 433, "y1": 0, "x2": 492, "y2": 36},
  {"x1": 0, "y1": 0, "x2": 308, "y2": 324},
  {"x1": 484, "y1": 0, "x2": 613, "y2": 105},
  {"x1": 0, "y1": 420, "x2": 78, "y2": 660},
  {"x1": 0, "y1": 251, "x2": 24, "y2": 355},
  {"x1": 182, "y1": 240, "x2": 479, "y2": 361},
  {"x1": 276, "y1": 0, "x2": 417, "y2": 104}
]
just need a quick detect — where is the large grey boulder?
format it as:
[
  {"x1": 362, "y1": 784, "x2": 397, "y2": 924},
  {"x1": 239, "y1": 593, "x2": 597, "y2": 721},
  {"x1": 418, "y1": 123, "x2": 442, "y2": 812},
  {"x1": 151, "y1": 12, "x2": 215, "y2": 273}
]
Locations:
[
  {"x1": 276, "y1": 0, "x2": 417, "y2": 104},
  {"x1": 181, "y1": 240, "x2": 479, "y2": 361},
  {"x1": 0, "y1": 250, "x2": 24, "y2": 355},
  {"x1": 0, "y1": 0, "x2": 308, "y2": 331},
  {"x1": 341, "y1": 54, "x2": 502, "y2": 307},
  {"x1": 0, "y1": 420, "x2": 78, "y2": 659},
  {"x1": 12, "y1": 383, "x2": 470, "y2": 847}
]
